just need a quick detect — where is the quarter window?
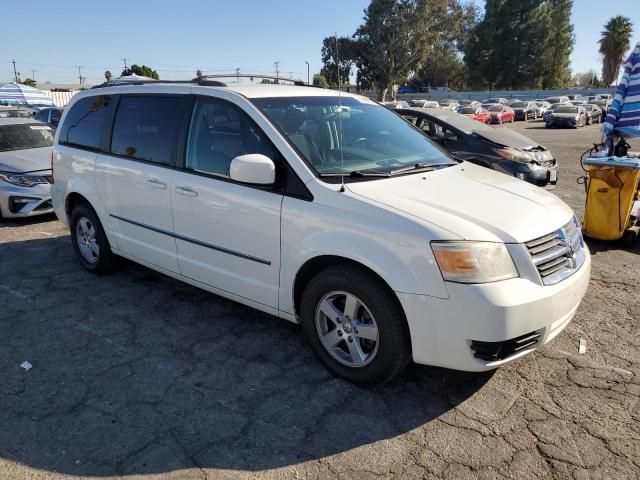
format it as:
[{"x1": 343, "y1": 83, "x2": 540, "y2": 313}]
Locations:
[
  {"x1": 186, "y1": 98, "x2": 277, "y2": 177},
  {"x1": 111, "y1": 96, "x2": 189, "y2": 165},
  {"x1": 59, "y1": 96, "x2": 111, "y2": 149}
]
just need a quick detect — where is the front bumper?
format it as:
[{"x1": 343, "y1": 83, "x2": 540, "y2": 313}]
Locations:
[
  {"x1": 398, "y1": 249, "x2": 591, "y2": 372},
  {"x1": 492, "y1": 158, "x2": 559, "y2": 186},
  {"x1": 517, "y1": 162, "x2": 559, "y2": 186},
  {"x1": 547, "y1": 118, "x2": 577, "y2": 128},
  {"x1": 0, "y1": 182, "x2": 53, "y2": 218}
]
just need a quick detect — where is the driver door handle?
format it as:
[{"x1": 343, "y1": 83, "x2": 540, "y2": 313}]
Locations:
[{"x1": 175, "y1": 185, "x2": 199, "y2": 197}]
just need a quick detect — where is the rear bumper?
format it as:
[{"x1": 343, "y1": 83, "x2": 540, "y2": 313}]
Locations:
[
  {"x1": 0, "y1": 183, "x2": 53, "y2": 218},
  {"x1": 398, "y1": 250, "x2": 591, "y2": 372}
]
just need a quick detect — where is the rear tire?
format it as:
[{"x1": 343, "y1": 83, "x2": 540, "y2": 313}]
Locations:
[
  {"x1": 70, "y1": 203, "x2": 118, "y2": 274},
  {"x1": 300, "y1": 265, "x2": 411, "y2": 385}
]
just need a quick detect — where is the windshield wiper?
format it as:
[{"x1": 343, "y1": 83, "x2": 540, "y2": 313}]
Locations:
[
  {"x1": 319, "y1": 170, "x2": 390, "y2": 178},
  {"x1": 389, "y1": 162, "x2": 437, "y2": 175}
]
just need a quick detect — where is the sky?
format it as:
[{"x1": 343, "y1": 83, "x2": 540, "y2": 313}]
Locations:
[{"x1": 1, "y1": 0, "x2": 639, "y2": 86}]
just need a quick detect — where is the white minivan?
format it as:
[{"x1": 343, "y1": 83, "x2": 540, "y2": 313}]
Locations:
[{"x1": 51, "y1": 81, "x2": 590, "y2": 384}]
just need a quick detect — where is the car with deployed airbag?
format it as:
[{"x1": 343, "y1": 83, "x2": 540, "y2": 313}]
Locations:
[{"x1": 397, "y1": 108, "x2": 558, "y2": 186}]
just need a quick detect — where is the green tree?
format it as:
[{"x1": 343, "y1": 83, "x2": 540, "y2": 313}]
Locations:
[
  {"x1": 413, "y1": 2, "x2": 478, "y2": 90},
  {"x1": 312, "y1": 73, "x2": 329, "y2": 88},
  {"x1": 541, "y1": 0, "x2": 574, "y2": 89},
  {"x1": 573, "y1": 69, "x2": 600, "y2": 87},
  {"x1": 104, "y1": 70, "x2": 112, "y2": 82},
  {"x1": 121, "y1": 64, "x2": 160, "y2": 80},
  {"x1": 21, "y1": 78, "x2": 37, "y2": 87},
  {"x1": 599, "y1": 16, "x2": 633, "y2": 86},
  {"x1": 321, "y1": 36, "x2": 357, "y2": 87},
  {"x1": 354, "y1": 0, "x2": 475, "y2": 100},
  {"x1": 195, "y1": 69, "x2": 203, "y2": 80},
  {"x1": 465, "y1": 0, "x2": 573, "y2": 89}
]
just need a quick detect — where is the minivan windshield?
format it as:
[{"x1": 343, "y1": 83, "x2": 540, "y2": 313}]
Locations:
[
  {"x1": 252, "y1": 96, "x2": 456, "y2": 177},
  {"x1": 0, "y1": 124, "x2": 54, "y2": 152}
]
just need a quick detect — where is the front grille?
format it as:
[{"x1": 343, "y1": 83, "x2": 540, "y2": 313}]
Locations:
[
  {"x1": 470, "y1": 330, "x2": 543, "y2": 361},
  {"x1": 525, "y1": 218, "x2": 585, "y2": 285},
  {"x1": 539, "y1": 160, "x2": 556, "y2": 167}
]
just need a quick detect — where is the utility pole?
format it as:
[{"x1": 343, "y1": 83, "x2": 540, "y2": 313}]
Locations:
[
  {"x1": 12, "y1": 59, "x2": 18, "y2": 83},
  {"x1": 30, "y1": 69, "x2": 38, "y2": 82},
  {"x1": 235, "y1": 68, "x2": 240, "y2": 84},
  {"x1": 77, "y1": 66, "x2": 83, "y2": 86},
  {"x1": 305, "y1": 61, "x2": 310, "y2": 85},
  {"x1": 121, "y1": 57, "x2": 129, "y2": 71},
  {"x1": 274, "y1": 61, "x2": 280, "y2": 83}
]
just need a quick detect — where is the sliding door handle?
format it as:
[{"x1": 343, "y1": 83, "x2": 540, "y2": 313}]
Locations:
[
  {"x1": 175, "y1": 186, "x2": 199, "y2": 197},
  {"x1": 147, "y1": 178, "x2": 167, "y2": 189}
]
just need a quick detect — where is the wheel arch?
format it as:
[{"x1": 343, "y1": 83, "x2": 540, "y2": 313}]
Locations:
[
  {"x1": 292, "y1": 255, "x2": 405, "y2": 320},
  {"x1": 65, "y1": 191, "x2": 92, "y2": 217}
]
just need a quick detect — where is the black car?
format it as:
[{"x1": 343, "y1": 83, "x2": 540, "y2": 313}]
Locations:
[
  {"x1": 397, "y1": 108, "x2": 558, "y2": 186},
  {"x1": 545, "y1": 105, "x2": 587, "y2": 128},
  {"x1": 507, "y1": 100, "x2": 538, "y2": 121},
  {"x1": 34, "y1": 107, "x2": 62, "y2": 128}
]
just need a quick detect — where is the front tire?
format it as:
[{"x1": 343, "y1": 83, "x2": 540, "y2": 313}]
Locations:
[
  {"x1": 300, "y1": 265, "x2": 411, "y2": 385},
  {"x1": 70, "y1": 203, "x2": 118, "y2": 274}
]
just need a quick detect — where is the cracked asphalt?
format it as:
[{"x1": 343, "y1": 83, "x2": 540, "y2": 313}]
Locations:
[{"x1": 1, "y1": 120, "x2": 639, "y2": 479}]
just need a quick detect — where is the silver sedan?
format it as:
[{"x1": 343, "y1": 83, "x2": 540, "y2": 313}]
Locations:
[{"x1": 0, "y1": 118, "x2": 54, "y2": 218}]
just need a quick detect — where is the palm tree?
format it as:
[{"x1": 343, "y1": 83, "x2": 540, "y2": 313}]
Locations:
[{"x1": 599, "y1": 16, "x2": 633, "y2": 86}]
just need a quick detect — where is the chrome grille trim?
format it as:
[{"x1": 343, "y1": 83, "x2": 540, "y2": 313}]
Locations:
[{"x1": 525, "y1": 217, "x2": 586, "y2": 285}]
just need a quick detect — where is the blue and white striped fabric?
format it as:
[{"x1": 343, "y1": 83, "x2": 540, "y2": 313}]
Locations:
[
  {"x1": 0, "y1": 82, "x2": 54, "y2": 106},
  {"x1": 604, "y1": 42, "x2": 640, "y2": 138}
]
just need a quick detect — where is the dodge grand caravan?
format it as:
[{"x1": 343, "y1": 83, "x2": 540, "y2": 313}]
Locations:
[{"x1": 51, "y1": 80, "x2": 590, "y2": 384}]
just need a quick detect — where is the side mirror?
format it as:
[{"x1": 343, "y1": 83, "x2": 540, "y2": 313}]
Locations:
[{"x1": 229, "y1": 154, "x2": 276, "y2": 185}]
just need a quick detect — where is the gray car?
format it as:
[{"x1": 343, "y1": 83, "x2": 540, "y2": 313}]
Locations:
[
  {"x1": 583, "y1": 104, "x2": 603, "y2": 125},
  {"x1": 0, "y1": 118, "x2": 54, "y2": 218}
]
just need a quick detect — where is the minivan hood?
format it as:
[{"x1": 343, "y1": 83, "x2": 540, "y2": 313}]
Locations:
[
  {"x1": 347, "y1": 163, "x2": 572, "y2": 243},
  {"x1": 0, "y1": 147, "x2": 52, "y2": 173}
]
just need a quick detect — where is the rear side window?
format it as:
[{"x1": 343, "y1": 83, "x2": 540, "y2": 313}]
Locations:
[
  {"x1": 59, "y1": 95, "x2": 111, "y2": 149},
  {"x1": 110, "y1": 96, "x2": 189, "y2": 165}
]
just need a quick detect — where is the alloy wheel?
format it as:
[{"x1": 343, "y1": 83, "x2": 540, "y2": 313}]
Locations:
[
  {"x1": 314, "y1": 291, "x2": 379, "y2": 368},
  {"x1": 75, "y1": 217, "x2": 100, "y2": 264}
]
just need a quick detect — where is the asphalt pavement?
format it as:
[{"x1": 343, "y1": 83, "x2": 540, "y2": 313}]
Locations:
[{"x1": 0, "y1": 119, "x2": 638, "y2": 479}]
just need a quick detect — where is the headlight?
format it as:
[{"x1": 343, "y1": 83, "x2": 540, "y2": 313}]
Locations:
[
  {"x1": 495, "y1": 147, "x2": 536, "y2": 163},
  {"x1": 0, "y1": 173, "x2": 49, "y2": 187},
  {"x1": 431, "y1": 241, "x2": 518, "y2": 283}
]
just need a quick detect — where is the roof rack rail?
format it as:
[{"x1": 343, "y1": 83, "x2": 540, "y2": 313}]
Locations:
[
  {"x1": 91, "y1": 78, "x2": 227, "y2": 89},
  {"x1": 91, "y1": 73, "x2": 307, "y2": 90},
  {"x1": 200, "y1": 74, "x2": 306, "y2": 86}
]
